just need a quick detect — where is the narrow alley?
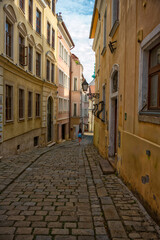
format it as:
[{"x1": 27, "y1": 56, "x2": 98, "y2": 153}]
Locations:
[{"x1": 0, "y1": 136, "x2": 160, "y2": 240}]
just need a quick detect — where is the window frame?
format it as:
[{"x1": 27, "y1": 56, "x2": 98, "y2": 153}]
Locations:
[
  {"x1": 148, "y1": 44, "x2": 160, "y2": 110},
  {"x1": 74, "y1": 77, "x2": 78, "y2": 91},
  {"x1": 47, "y1": 22, "x2": 50, "y2": 45},
  {"x1": 73, "y1": 103, "x2": 77, "y2": 117},
  {"x1": 52, "y1": 28, "x2": 55, "y2": 49},
  {"x1": 36, "y1": 52, "x2": 41, "y2": 77},
  {"x1": 35, "y1": 93, "x2": 41, "y2": 117},
  {"x1": 5, "y1": 84, "x2": 13, "y2": 122},
  {"x1": 46, "y1": 59, "x2": 50, "y2": 81},
  {"x1": 5, "y1": 20, "x2": 13, "y2": 59},
  {"x1": 51, "y1": 63, "x2": 55, "y2": 83},
  {"x1": 28, "y1": 0, "x2": 33, "y2": 25},
  {"x1": 28, "y1": 91, "x2": 33, "y2": 119},
  {"x1": 19, "y1": 88, "x2": 25, "y2": 120},
  {"x1": 19, "y1": 0, "x2": 25, "y2": 12},
  {"x1": 36, "y1": 8, "x2": 41, "y2": 35},
  {"x1": 52, "y1": 0, "x2": 55, "y2": 15},
  {"x1": 28, "y1": 44, "x2": 33, "y2": 72}
]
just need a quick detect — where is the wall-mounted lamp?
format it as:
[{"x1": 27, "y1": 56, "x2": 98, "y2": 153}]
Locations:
[
  {"x1": 82, "y1": 79, "x2": 89, "y2": 92},
  {"x1": 108, "y1": 41, "x2": 117, "y2": 54}
]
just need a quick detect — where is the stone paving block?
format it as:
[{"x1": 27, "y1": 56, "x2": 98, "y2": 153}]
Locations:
[
  {"x1": 128, "y1": 232, "x2": 141, "y2": 238},
  {"x1": 55, "y1": 236, "x2": 77, "y2": 240},
  {"x1": 45, "y1": 216, "x2": 58, "y2": 221},
  {"x1": 97, "y1": 187, "x2": 108, "y2": 197},
  {"x1": 51, "y1": 229, "x2": 69, "y2": 235},
  {"x1": 16, "y1": 227, "x2": 32, "y2": 235},
  {"x1": 103, "y1": 205, "x2": 119, "y2": 220},
  {"x1": 78, "y1": 237, "x2": 94, "y2": 240},
  {"x1": 108, "y1": 221, "x2": 127, "y2": 238},
  {"x1": 100, "y1": 196, "x2": 113, "y2": 205},
  {"x1": 78, "y1": 222, "x2": 93, "y2": 229},
  {"x1": 27, "y1": 216, "x2": 43, "y2": 221},
  {"x1": 33, "y1": 228, "x2": 49, "y2": 235},
  {"x1": 0, "y1": 221, "x2": 14, "y2": 227},
  {"x1": 15, "y1": 236, "x2": 33, "y2": 240},
  {"x1": 95, "y1": 227, "x2": 107, "y2": 235},
  {"x1": 64, "y1": 222, "x2": 77, "y2": 228},
  {"x1": 31, "y1": 221, "x2": 47, "y2": 227},
  {"x1": 35, "y1": 236, "x2": 52, "y2": 240},
  {"x1": 96, "y1": 236, "x2": 110, "y2": 240},
  {"x1": 48, "y1": 222, "x2": 62, "y2": 228},
  {"x1": 14, "y1": 221, "x2": 31, "y2": 227},
  {"x1": 0, "y1": 235, "x2": 14, "y2": 240},
  {"x1": 72, "y1": 229, "x2": 94, "y2": 235},
  {"x1": 0, "y1": 227, "x2": 16, "y2": 234}
]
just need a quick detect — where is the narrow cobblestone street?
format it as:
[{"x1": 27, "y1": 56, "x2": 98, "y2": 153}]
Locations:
[{"x1": 0, "y1": 136, "x2": 160, "y2": 240}]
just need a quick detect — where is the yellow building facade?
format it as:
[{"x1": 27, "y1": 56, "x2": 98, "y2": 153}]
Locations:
[
  {"x1": 90, "y1": 0, "x2": 160, "y2": 221},
  {"x1": 0, "y1": 0, "x2": 58, "y2": 155}
]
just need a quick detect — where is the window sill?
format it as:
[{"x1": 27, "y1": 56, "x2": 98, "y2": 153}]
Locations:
[
  {"x1": 35, "y1": 116, "x2": 41, "y2": 119},
  {"x1": 109, "y1": 20, "x2": 119, "y2": 38},
  {"x1": 101, "y1": 46, "x2": 107, "y2": 56},
  {"x1": 18, "y1": 118, "x2": 25, "y2": 122},
  {"x1": 35, "y1": 31, "x2": 42, "y2": 38},
  {"x1": 28, "y1": 117, "x2": 32, "y2": 120},
  {"x1": 138, "y1": 111, "x2": 160, "y2": 125},
  {"x1": 5, "y1": 120, "x2": 14, "y2": 125}
]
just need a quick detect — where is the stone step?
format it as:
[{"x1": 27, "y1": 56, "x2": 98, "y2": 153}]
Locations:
[{"x1": 99, "y1": 159, "x2": 115, "y2": 174}]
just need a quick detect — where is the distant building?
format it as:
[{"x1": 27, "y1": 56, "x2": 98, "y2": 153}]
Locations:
[
  {"x1": 0, "y1": 0, "x2": 58, "y2": 155},
  {"x1": 70, "y1": 54, "x2": 83, "y2": 139},
  {"x1": 57, "y1": 20, "x2": 74, "y2": 142}
]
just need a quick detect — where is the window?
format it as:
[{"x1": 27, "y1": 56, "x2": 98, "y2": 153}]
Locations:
[
  {"x1": 19, "y1": 35, "x2": 25, "y2": 66},
  {"x1": 52, "y1": 0, "x2": 55, "y2": 14},
  {"x1": 28, "y1": 91, "x2": 32, "y2": 118},
  {"x1": 6, "y1": 85, "x2": 13, "y2": 121},
  {"x1": 46, "y1": 60, "x2": 50, "y2": 81},
  {"x1": 36, "y1": 52, "x2": 41, "y2": 77},
  {"x1": 29, "y1": 0, "x2": 33, "y2": 25},
  {"x1": 112, "y1": 71, "x2": 118, "y2": 93},
  {"x1": 36, "y1": 93, "x2": 40, "y2": 117},
  {"x1": 102, "y1": 85, "x2": 106, "y2": 122},
  {"x1": 148, "y1": 44, "x2": 160, "y2": 110},
  {"x1": 85, "y1": 95, "x2": 88, "y2": 102},
  {"x1": 52, "y1": 28, "x2": 55, "y2": 49},
  {"x1": 64, "y1": 99, "x2": 67, "y2": 112},
  {"x1": 36, "y1": 9, "x2": 41, "y2": 34},
  {"x1": 19, "y1": 89, "x2": 24, "y2": 119},
  {"x1": 59, "y1": 98, "x2": 63, "y2": 112},
  {"x1": 59, "y1": 69, "x2": 63, "y2": 85},
  {"x1": 51, "y1": 63, "x2": 55, "y2": 83},
  {"x1": 47, "y1": 22, "x2": 50, "y2": 44},
  {"x1": 28, "y1": 45, "x2": 33, "y2": 72},
  {"x1": 19, "y1": 0, "x2": 25, "y2": 12},
  {"x1": 73, "y1": 103, "x2": 77, "y2": 116},
  {"x1": 6, "y1": 21, "x2": 12, "y2": 58},
  {"x1": 74, "y1": 77, "x2": 77, "y2": 91}
]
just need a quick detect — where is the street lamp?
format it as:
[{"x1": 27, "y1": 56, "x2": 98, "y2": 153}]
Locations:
[{"x1": 82, "y1": 79, "x2": 88, "y2": 92}]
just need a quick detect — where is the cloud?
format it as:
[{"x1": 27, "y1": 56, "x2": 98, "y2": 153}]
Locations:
[{"x1": 56, "y1": 0, "x2": 95, "y2": 83}]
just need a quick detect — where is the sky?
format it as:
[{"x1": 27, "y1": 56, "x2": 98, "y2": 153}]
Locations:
[{"x1": 56, "y1": 0, "x2": 95, "y2": 83}]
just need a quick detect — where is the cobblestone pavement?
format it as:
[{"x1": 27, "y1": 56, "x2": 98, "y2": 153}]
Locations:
[{"x1": 0, "y1": 136, "x2": 160, "y2": 240}]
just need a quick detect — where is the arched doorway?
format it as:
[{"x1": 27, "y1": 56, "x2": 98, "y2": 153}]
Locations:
[
  {"x1": 109, "y1": 65, "x2": 119, "y2": 158},
  {"x1": 47, "y1": 96, "x2": 53, "y2": 142}
]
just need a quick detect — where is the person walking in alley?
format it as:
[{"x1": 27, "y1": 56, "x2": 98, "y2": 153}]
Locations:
[{"x1": 78, "y1": 128, "x2": 82, "y2": 145}]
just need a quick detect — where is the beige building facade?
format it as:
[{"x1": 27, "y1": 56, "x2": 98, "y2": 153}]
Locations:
[
  {"x1": 0, "y1": 0, "x2": 58, "y2": 155},
  {"x1": 90, "y1": 0, "x2": 160, "y2": 221}
]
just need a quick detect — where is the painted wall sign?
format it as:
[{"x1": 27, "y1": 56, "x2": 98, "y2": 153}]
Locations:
[
  {"x1": 0, "y1": 114, "x2": 2, "y2": 122},
  {"x1": 0, "y1": 123, "x2": 2, "y2": 132}
]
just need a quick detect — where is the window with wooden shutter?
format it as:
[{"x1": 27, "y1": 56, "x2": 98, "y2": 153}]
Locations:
[
  {"x1": 6, "y1": 85, "x2": 13, "y2": 121},
  {"x1": 19, "y1": 35, "x2": 28, "y2": 66}
]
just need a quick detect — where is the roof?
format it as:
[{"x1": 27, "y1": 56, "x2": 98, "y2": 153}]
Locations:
[{"x1": 61, "y1": 21, "x2": 75, "y2": 48}]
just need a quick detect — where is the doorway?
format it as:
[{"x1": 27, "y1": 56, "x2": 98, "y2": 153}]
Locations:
[
  {"x1": 62, "y1": 124, "x2": 65, "y2": 140},
  {"x1": 47, "y1": 97, "x2": 53, "y2": 142}
]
